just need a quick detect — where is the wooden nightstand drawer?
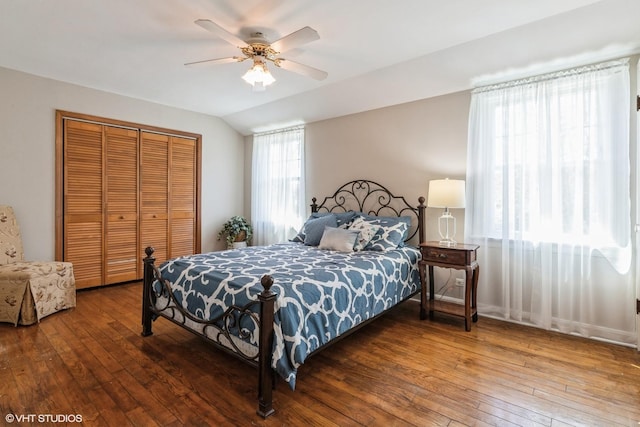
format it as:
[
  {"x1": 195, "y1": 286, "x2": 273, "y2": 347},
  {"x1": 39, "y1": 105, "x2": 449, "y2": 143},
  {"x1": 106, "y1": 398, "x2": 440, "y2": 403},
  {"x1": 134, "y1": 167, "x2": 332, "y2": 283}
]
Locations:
[{"x1": 422, "y1": 247, "x2": 467, "y2": 265}]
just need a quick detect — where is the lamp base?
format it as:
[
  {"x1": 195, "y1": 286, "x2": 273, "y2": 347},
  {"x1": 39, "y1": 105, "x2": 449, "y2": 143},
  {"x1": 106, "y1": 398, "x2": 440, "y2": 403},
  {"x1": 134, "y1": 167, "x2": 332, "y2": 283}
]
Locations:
[
  {"x1": 438, "y1": 238, "x2": 457, "y2": 247},
  {"x1": 438, "y1": 210, "x2": 458, "y2": 247}
]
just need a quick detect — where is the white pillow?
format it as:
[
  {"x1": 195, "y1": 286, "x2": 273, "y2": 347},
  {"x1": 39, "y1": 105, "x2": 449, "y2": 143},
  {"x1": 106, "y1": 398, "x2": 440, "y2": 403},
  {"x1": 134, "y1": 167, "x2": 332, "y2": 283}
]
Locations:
[
  {"x1": 348, "y1": 216, "x2": 381, "y2": 251},
  {"x1": 318, "y1": 226, "x2": 359, "y2": 252}
]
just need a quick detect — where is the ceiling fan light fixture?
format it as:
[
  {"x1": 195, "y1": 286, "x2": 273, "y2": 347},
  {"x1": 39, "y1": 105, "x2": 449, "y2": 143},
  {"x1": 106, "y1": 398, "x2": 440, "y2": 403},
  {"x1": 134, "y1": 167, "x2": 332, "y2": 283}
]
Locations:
[
  {"x1": 192, "y1": 19, "x2": 327, "y2": 87},
  {"x1": 242, "y1": 59, "x2": 275, "y2": 90}
]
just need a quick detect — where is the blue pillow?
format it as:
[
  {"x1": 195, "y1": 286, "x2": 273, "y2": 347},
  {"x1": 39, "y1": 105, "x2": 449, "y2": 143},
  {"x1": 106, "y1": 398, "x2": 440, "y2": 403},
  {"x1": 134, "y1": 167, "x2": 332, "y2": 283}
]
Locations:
[
  {"x1": 291, "y1": 211, "x2": 356, "y2": 242},
  {"x1": 332, "y1": 211, "x2": 357, "y2": 227},
  {"x1": 312, "y1": 211, "x2": 356, "y2": 227},
  {"x1": 303, "y1": 215, "x2": 338, "y2": 246},
  {"x1": 357, "y1": 215, "x2": 411, "y2": 251}
]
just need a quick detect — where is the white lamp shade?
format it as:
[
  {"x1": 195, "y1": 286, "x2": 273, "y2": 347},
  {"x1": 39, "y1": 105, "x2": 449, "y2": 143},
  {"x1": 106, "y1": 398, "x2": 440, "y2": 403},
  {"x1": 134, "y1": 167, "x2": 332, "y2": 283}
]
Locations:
[
  {"x1": 427, "y1": 179, "x2": 465, "y2": 208},
  {"x1": 242, "y1": 60, "x2": 275, "y2": 88}
]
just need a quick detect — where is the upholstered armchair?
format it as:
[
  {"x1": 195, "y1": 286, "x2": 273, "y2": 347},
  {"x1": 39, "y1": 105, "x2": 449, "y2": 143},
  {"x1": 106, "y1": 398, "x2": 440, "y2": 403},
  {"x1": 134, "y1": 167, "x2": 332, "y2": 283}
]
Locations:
[{"x1": 0, "y1": 205, "x2": 76, "y2": 325}]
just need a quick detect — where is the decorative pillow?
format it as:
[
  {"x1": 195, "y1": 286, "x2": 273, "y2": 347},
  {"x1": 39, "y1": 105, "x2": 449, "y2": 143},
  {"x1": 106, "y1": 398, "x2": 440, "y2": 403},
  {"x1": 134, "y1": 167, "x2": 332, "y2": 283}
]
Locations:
[
  {"x1": 359, "y1": 215, "x2": 411, "y2": 251},
  {"x1": 291, "y1": 211, "x2": 356, "y2": 242},
  {"x1": 348, "y1": 216, "x2": 381, "y2": 251},
  {"x1": 302, "y1": 214, "x2": 338, "y2": 246},
  {"x1": 318, "y1": 226, "x2": 359, "y2": 252},
  {"x1": 331, "y1": 211, "x2": 357, "y2": 227}
]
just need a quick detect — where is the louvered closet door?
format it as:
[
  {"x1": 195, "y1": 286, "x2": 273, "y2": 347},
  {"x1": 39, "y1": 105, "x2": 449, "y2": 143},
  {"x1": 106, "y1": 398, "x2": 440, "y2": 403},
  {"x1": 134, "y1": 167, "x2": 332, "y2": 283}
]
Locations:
[
  {"x1": 58, "y1": 111, "x2": 200, "y2": 287},
  {"x1": 140, "y1": 132, "x2": 169, "y2": 265},
  {"x1": 170, "y1": 136, "x2": 196, "y2": 258},
  {"x1": 105, "y1": 126, "x2": 139, "y2": 283},
  {"x1": 64, "y1": 120, "x2": 104, "y2": 289}
]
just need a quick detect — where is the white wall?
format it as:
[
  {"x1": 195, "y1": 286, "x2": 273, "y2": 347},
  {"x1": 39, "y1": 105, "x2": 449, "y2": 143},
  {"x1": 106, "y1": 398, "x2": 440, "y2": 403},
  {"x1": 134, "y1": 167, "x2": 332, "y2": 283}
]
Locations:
[{"x1": 0, "y1": 67, "x2": 245, "y2": 261}]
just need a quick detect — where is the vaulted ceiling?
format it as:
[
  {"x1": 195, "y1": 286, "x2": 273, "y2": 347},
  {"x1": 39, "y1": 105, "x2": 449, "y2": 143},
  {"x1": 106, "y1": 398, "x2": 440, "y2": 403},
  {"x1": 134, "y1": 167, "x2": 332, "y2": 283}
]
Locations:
[{"x1": 1, "y1": 0, "x2": 638, "y2": 135}]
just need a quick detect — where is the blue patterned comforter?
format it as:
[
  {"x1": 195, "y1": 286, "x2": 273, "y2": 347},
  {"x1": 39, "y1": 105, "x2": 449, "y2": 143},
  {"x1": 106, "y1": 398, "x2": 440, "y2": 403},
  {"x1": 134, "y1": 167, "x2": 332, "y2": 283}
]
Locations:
[{"x1": 157, "y1": 242, "x2": 421, "y2": 388}]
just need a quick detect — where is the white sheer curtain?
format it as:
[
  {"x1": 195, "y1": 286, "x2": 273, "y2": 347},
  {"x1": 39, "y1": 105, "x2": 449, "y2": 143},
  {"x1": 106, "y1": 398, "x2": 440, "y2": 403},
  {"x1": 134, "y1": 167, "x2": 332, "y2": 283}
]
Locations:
[
  {"x1": 466, "y1": 59, "x2": 635, "y2": 344},
  {"x1": 251, "y1": 126, "x2": 306, "y2": 246}
]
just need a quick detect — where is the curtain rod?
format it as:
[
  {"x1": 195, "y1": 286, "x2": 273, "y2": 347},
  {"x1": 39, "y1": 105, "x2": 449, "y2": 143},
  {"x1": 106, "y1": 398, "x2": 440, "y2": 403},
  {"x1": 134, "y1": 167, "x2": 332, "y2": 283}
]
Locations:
[
  {"x1": 472, "y1": 57, "x2": 629, "y2": 94},
  {"x1": 254, "y1": 125, "x2": 304, "y2": 137}
]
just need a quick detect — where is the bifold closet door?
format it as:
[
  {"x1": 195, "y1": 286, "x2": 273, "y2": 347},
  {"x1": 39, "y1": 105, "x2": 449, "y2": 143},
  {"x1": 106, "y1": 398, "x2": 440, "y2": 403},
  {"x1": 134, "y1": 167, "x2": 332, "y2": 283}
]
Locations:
[
  {"x1": 64, "y1": 121, "x2": 139, "y2": 287},
  {"x1": 169, "y1": 136, "x2": 196, "y2": 259},
  {"x1": 63, "y1": 120, "x2": 104, "y2": 289},
  {"x1": 140, "y1": 132, "x2": 197, "y2": 264},
  {"x1": 140, "y1": 132, "x2": 169, "y2": 265},
  {"x1": 104, "y1": 126, "x2": 139, "y2": 283}
]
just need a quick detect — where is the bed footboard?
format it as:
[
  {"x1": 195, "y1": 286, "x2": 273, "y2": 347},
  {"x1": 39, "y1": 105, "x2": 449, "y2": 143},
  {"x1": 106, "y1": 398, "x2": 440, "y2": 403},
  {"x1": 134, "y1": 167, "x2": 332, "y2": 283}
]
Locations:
[{"x1": 141, "y1": 247, "x2": 277, "y2": 418}]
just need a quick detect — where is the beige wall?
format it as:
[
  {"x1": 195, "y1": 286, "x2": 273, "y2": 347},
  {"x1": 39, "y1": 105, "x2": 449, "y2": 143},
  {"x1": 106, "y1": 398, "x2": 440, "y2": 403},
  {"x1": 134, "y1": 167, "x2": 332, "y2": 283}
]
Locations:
[
  {"x1": 0, "y1": 67, "x2": 245, "y2": 261},
  {"x1": 305, "y1": 90, "x2": 471, "y2": 242}
]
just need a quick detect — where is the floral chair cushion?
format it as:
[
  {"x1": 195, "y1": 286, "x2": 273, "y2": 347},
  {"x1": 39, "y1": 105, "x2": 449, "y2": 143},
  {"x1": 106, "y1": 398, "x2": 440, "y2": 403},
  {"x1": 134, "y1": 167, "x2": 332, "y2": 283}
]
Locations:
[
  {"x1": 0, "y1": 205, "x2": 24, "y2": 265},
  {"x1": 0, "y1": 205, "x2": 76, "y2": 326}
]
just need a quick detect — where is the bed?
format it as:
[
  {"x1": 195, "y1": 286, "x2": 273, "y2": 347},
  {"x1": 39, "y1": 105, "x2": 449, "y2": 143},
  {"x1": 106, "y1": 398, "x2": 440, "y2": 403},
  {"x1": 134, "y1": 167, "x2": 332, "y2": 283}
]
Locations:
[{"x1": 141, "y1": 179, "x2": 426, "y2": 417}]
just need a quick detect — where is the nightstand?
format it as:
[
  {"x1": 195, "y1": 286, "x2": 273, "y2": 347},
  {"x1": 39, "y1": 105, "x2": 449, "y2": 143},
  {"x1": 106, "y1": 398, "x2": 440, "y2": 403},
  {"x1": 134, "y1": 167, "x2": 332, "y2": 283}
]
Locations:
[{"x1": 419, "y1": 241, "x2": 480, "y2": 331}]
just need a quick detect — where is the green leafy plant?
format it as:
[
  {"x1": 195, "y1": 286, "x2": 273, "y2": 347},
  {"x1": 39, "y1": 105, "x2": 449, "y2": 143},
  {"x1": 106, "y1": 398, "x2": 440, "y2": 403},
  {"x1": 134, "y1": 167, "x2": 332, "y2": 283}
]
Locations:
[{"x1": 217, "y1": 216, "x2": 253, "y2": 246}]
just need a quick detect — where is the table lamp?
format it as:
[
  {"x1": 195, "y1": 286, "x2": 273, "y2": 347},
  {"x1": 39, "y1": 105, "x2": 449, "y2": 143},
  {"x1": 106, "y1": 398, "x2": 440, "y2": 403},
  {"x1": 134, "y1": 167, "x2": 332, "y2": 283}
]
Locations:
[{"x1": 427, "y1": 178, "x2": 465, "y2": 247}]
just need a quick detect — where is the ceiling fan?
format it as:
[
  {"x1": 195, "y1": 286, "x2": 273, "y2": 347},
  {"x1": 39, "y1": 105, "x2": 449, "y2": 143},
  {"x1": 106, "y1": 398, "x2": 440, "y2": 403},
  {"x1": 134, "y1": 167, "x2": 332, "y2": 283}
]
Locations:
[{"x1": 187, "y1": 19, "x2": 328, "y2": 91}]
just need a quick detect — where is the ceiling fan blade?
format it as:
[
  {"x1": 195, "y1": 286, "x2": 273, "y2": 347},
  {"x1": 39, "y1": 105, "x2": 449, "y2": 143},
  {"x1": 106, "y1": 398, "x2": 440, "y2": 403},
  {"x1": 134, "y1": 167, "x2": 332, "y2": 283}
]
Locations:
[
  {"x1": 184, "y1": 56, "x2": 246, "y2": 66},
  {"x1": 194, "y1": 19, "x2": 248, "y2": 48},
  {"x1": 270, "y1": 26, "x2": 319, "y2": 53},
  {"x1": 276, "y1": 59, "x2": 327, "y2": 81}
]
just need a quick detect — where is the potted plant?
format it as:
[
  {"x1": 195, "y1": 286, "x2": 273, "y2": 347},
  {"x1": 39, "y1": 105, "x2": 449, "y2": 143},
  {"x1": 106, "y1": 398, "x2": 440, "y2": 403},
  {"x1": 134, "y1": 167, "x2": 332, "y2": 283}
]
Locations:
[{"x1": 217, "y1": 216, "x2": 253, "y2": 249}]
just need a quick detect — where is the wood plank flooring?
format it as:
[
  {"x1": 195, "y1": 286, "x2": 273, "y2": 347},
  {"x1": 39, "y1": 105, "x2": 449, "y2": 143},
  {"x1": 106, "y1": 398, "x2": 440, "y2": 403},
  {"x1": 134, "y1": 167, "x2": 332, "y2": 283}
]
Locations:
[{"x1": 1, "y1": 282, "x2": 639, "y2": 426}]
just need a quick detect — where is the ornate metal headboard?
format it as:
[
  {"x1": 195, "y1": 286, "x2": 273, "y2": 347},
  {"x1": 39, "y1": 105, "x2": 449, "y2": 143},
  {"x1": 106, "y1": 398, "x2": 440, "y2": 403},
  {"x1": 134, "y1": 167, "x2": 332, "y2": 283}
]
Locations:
[{"x1": 310, "y1": 179, "x2": 426, "y2": 244}]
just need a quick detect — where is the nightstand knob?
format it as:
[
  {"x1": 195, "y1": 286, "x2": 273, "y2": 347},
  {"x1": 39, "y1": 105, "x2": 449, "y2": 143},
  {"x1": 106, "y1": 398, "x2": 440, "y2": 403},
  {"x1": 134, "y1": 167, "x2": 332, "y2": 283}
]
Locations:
[{"x1": 438, "y1": 253, "x2": 447, "y2": 258}]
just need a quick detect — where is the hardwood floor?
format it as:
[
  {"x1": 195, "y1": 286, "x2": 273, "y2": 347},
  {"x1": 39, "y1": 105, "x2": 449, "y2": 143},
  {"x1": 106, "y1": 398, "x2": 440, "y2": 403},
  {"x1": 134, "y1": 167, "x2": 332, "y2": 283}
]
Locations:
[{"x1": 1, "y1": 282, "x2": 639, "y2": 426}]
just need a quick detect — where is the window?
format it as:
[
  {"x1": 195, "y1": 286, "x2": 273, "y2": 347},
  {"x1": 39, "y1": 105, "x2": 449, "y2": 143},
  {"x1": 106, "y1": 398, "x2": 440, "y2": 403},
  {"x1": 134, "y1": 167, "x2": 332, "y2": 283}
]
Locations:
[
  {"x1": 251, "y1": 126, "x2": 305, "y2": 246},
  {"x1": 467, "y1": 59, "x2": 631, "y2": 256},
  {"x1": 465, "y1": 58, "x2": 633, "y2": 342}
]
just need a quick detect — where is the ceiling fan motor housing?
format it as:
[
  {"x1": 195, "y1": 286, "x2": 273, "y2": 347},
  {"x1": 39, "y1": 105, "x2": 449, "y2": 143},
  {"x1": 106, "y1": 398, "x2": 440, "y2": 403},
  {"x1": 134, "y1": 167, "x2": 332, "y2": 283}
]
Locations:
[{"x1": 242, "y1": 32, "x2": 280, "y2": 60}]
